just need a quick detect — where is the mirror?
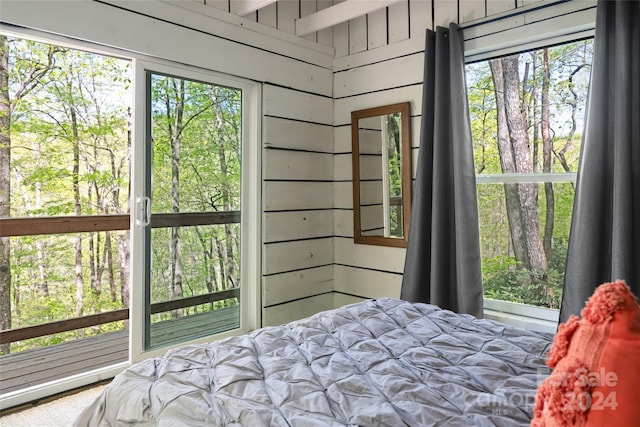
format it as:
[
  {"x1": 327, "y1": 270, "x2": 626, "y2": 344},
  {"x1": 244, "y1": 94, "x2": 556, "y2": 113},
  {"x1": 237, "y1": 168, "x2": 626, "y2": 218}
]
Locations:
[{"x1": 351, "y1": 102, "x2": 411, "y2": 247}]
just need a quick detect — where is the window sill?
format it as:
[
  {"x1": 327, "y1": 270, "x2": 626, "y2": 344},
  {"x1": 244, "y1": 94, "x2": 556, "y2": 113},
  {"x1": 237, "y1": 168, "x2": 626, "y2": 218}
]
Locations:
[{"x1": 483, "y1": 298, "x2": 559, "y2": 334}]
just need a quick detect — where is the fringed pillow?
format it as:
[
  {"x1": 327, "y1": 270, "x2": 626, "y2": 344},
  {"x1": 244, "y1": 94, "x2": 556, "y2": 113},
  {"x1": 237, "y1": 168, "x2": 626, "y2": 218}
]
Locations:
[{"x1": 531, "y1": 280, "x2": 640, "y2": 427}]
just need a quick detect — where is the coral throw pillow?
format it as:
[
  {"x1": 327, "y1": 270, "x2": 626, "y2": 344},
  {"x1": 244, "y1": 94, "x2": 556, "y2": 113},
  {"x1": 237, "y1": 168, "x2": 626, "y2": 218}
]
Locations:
[{"x1": 531, "y1": 280, "x2": 640, "y2": 427}]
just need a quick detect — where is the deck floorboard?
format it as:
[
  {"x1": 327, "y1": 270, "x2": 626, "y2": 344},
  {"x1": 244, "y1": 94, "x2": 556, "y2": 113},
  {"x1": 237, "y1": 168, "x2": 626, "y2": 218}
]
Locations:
[
  {"x1": 0, "y1": 306, "x2": 240, "y2": 395},
  {"x1": 0, "y1": 331, "x2": 128, "y2": 394}
]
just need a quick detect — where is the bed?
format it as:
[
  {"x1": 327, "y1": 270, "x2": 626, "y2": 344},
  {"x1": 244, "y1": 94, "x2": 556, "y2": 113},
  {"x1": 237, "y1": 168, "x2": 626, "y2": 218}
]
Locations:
[{"x1": 74, "y1": 298, "x2": 553, "y2": 426}]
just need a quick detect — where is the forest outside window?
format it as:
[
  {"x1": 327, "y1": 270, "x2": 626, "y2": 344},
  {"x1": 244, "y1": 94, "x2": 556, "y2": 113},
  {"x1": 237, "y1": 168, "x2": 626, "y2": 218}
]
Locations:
[
  {"x1": 0, "y1": 35, "x2": 132, "y2": 360},
  {"x1": 466, "y1": 39, "x2": 593, "y2": 310}
]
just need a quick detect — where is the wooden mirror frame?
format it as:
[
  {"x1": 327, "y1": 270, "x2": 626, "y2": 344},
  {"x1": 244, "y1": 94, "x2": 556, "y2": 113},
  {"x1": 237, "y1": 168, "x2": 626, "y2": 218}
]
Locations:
[{"x1": 351, "y1": 102, "x2": 411, "y2": 248}]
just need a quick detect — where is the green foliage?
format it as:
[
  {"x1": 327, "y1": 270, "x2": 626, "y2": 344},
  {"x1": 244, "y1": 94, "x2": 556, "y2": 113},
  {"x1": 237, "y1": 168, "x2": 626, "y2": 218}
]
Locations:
[{"x1": 483, "y1": 262, "x2": 564, "y2": 309}]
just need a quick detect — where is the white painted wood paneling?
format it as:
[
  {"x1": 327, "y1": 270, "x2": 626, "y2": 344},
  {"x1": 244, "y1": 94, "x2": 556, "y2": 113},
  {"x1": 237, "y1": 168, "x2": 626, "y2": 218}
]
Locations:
[
  {"x1": 333, "y1": 21, "x2": 350, "y2": 57},
  {"x1": 334, "y1": 86, "x2": 422, "y2": 125},
  {"x1": 334, "y1": 153, "x2": 352, "y2": 181},
  {"x1": 333, "y1": 181, "x2": 353, "y2": 209},
  {"x1": 334, "y1": 52, "x2": 423, "y2": 98},
  {"x1": 334, "y1": 126, "x2": 351, "y2": 153},
  {"x1": 334, "y1": 209, "x2": 354, "y2": 237},
  {"x1": 349, "y1": 15, "x2": 368, "y2": 54},
  {"x1": 486, "y1": 0, "x2": 516, "y2": 17},
  {"x1": 334, "y1": 265, "x2": 402, "y2": 298},
  {"x1": 316, "y1": 0, "x2": 335, "y2": 46},
  {"x1": 264, "y1": 85, "x2": 333, "y2": 124},
  {"x1": 521, "y1": 0, "x2": 546, "y2": 6},
  {"x1": 264, "y1": 181, "x2": 334, "y2": 210},
  {"x1": 203, "y1": 0, "x2": 230, "y2": 12},
  {"x1": 388, "y1": 1, "x2": 408, "y2": 44},
  {"x1": 433, "y1": 0, "x2": 459, "y2": 26},
  {"x1": 334, "y1": 237, "x2": 406, "y2": 272},
  {"x1": 333, "y1": 35, "x2": 423, "y2": 72},
  {"x1": 258, "y1": 2, "x2": 278, "y2": 28},
  {"x1": 263, "y1": 150, "x2": 333, "y2": 180},
  {"x1": 264, "y1": 117, "x2": 333, "y2": 152},
  {"x1": 231, "y1": 0, "x2": 276, "y2": 15},
  {"x1": 301, "y1": 0, "x2": 319, "y2": 42},
  {"x1": 264, "y1": 238, "x2": 334, "y2": 274},
  {"x1": 333, "y1": 293, "x2": 366, "y2": 308},
  {"x1": 263, "y1": 265, "x2": 334, "y2": 306},
  {"x1": 263, "y1": 293, "x2": 334, "y2": 326},
  {"x1": 368, "y1": 9, "x2": 388, "y2": 49},
  {"x1": 264, "y1": 210, "x2": 334, "y2": 242},
  {"x1": 410, "y1": 0, "x2": 433, "y2": 38},
  {"x1": 459, "y1": 0, "x2": 487, "y2": 23},
  {"x1": 277, "y1": 0, "x2": 298, "y2": 34}
]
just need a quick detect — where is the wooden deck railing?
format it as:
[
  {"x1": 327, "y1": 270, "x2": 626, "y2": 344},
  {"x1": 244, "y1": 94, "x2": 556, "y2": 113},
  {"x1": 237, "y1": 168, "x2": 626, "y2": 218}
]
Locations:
[
  {"x1": 0, "y1": 287, "x2": 240, "y2": 345},
  {"x1": 0, "y1": 210, "x2": 241, "y2": 345},
  {"x1": 0, "y1": 211, "x2": 241, "y2": 237}
]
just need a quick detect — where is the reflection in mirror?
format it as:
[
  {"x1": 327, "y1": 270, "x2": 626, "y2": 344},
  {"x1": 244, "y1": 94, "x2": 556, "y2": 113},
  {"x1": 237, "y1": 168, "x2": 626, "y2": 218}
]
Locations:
[{"x1": 351, "y1": 102, "x2": 411, "y2": 247}]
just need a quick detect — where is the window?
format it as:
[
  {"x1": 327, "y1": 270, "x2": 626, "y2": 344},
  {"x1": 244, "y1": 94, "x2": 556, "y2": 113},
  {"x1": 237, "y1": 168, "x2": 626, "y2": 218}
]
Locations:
[
  {"x1": 0, "y1": 33, "x2": 260, "y2": 398},
  {"x1": 466, "y1": 40, "x2": 593, "y2": 309},
  {"x1": 0, "y1": 36, "x2": 132, "y2": 360}
]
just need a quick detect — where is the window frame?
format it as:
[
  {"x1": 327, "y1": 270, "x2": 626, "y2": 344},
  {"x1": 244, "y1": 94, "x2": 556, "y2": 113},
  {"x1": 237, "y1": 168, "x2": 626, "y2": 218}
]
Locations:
[
  {"x1": 131, "y1": 58, "x2": 261, "y2": 362},
  {"x1": 462, "y1": 2, "x2": 596, "y2": 326}
]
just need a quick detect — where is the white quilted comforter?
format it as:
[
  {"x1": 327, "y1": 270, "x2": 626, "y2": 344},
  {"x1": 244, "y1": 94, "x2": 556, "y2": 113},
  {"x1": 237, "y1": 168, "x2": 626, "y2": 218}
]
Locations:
[{"x1": 75, "y1": 298, "x2": 552, "y2": 426}]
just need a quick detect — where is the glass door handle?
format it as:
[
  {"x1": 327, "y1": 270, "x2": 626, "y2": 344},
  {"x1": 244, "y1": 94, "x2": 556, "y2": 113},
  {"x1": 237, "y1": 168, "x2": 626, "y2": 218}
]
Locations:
[{"x1": 135, "y1": 196, "x2": 151, "y2": 226}]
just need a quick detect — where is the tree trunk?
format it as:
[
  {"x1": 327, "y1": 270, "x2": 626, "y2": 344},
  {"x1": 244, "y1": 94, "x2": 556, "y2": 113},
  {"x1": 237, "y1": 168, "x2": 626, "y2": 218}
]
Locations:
[
  {"x1": 194, "y1": 226, "x2": 216, "y2": 293},
  {"x1": 490, "y1": 56, "x2": 548, "y2": 272},
  {"x1": 119, "y1": 107, "x2": 132, "y2": 313},
  {"x1": 555, "y1": 61, "x2": 587, "y2": 190},
  {"x1": 34, "y1": 181, "x2": 49, "y2": 296},
  {"x1": 104, "y1": 231, "x2": 116, "y2": 302},
  {"x1": 0, "y1": 35, "x2": 12, "y2": 355},
  {"x1": 214, "y1": 236, "x2": 226, "y2": 290},
  {"x1": 531, "y1": 53, "x2": 541, "y2": 173},
  {"x1": 167, "y1": 79, "x2": 184, "y2": 317},
  {"x1": 68, "y1": 70, "x2": 84, "y2": 323},
  {"x1": 490, "y1": 59, "x2": 530, "y2": 268},
  {"x1": 213, "y1": 96, "x2": 236, "y2": 289},
  {"x1": 541, "y1": 49, "x2": 555, "y2": 263}
]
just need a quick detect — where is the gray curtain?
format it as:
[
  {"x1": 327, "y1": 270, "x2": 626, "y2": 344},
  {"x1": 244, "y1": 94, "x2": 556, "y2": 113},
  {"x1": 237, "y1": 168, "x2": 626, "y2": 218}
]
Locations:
[
  {"x1": 401, "y1": 24, "x2": 483, "y2": 318},
  {"x1": 560, "y1": 0, "x2": 640, "y2": 322}
]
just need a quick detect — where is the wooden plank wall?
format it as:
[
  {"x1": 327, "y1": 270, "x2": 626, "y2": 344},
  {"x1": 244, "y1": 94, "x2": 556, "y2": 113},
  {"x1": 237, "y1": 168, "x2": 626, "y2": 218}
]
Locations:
[{"x1": 261, "y1": 86, "x2": 335, "y2": 325}]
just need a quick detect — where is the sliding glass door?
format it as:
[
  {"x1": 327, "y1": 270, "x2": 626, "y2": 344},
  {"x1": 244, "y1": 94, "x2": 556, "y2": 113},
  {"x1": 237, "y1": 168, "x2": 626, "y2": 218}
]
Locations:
[{"x1": 132, "y1": 62, "x2": 259, "y2": 353}]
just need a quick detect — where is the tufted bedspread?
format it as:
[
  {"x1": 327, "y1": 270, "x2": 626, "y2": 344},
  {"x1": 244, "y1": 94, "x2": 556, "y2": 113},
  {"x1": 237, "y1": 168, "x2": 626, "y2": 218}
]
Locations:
[{"x1": 75, "y1": 298, "x2": 553, "y2": 426}]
